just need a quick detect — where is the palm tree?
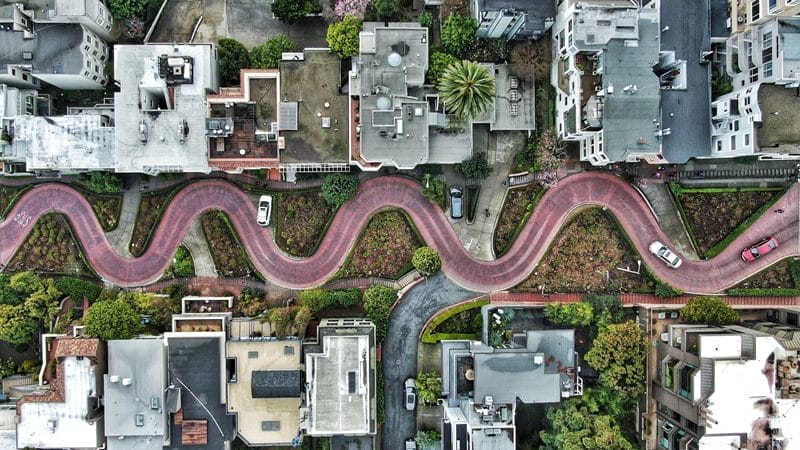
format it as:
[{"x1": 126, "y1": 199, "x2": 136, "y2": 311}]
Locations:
[{"x1": 437, "y1": 60, "x2": 496, "y2": 121}]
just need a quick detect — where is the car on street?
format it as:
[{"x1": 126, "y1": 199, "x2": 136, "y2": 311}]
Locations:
[
  {"x1": 405, "y1": 439, "x2": 417, "y2": 450},
  {"x1": 449, "y1": 185, "x2": 463, "y2": 219},
  {"x1": 256, "y1": 195, "x2": 272, "y2": 226},
  {"x1": 741, "y1": 237, "x2": 779, "y2": 262},
  {"x1": 649, "y1": 241, "x2": 682, "y2": 268},
  {"x1": 404, "y1": 378, "x2": 416, "y2": 411}
]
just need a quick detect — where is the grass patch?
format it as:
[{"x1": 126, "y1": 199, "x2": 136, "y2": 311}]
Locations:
[
  {"x1": 668, "y1": 183, "x2": 784, "y2": 258},
  {"x1": 335, "y1": 210, "x2": 423, "y2": 279},
  {"x1": 6, "y1": 213, "x2": 92, "y2": 276},
  {"x1": 421, "y1": 298, "x2": 489, "y2": 344},
  {"x1": 515, "y1": 208, "x2": 652, "y2": 294},
  {"x1": 129, "y1": 184, "x2": 185, "y2": 256},
  {"x1": 275, "y1": 191, "x2": 335, "y2": 257},
  {"x1": 494, "y1": 184, "x2": 546, "y2": 256},
  {"x1": 0, "y1": 185, "x2": 33, "y2": 219},
  {"x1": 201, "y1": 210, "x2": 261, "y2": 279}
]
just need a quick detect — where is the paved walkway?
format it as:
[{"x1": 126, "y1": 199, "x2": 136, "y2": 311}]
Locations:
[
  {"x1": 182, "y1": 218, "x2": 217, "y2": 277},
  {"x1": 105, "y1": 175, "x2": 140, "y2": 258},
  {"x1": 637, "y1": 181, "x2": 698, "y2": 259},
  {"x1": 2, "y1": 173, "x2": 798, "y2": 293}
]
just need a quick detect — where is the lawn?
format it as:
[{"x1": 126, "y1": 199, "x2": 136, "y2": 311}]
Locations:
[
  {"x1": 516, "y1": 208, "x2": 652, "y2": 294},
  {"x1": 336, "y1": 210, "x2": 423, "y2": 279},
  {"x1": 83, "y1": 192, "x2": 122, "y2": 231},
  {"x1": 130, "y1": 185, "x2": 183, "y2": 256},
  {"x1": 275, "y1": 191, "x2": 335, "y2": 257},
  {"x1": 671, "y1": 185, "x2": 783, "y2": 256},
  {"x1": 201, "y1": 210, "x2": 261, "y2": 279},
  {"x1": 494, "y1": 184, "x2": 546, "y2": 256},
  {"x1": 6, "y1": 213, "x2": 92, "y2": 276}
]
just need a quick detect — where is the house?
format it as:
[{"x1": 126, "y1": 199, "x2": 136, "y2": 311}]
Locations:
[
  {"x1": 730, "y1": 0, "x2": 800, "y2": 36},
  {"x1": 16, "y1": 336, "x2": 105, "y2": 449},
  {"x1": 440, "y1": 306, "x2": 582, "y2": 450},
  {"x1": 652, "y1": 317, "x2": 800, "y2": 450},
  {"x1": 303, "y1": 318, "x2": 376, "y2": 438},
  {"x1": 0, "y1": 1, "x2": 111, "y2": 90},
  {"x1": 473, "y1": 0, "x2": 555, "y2": 40},
  {"x1": 113, "y1": 44, "x2": 219, "y2": 175}
]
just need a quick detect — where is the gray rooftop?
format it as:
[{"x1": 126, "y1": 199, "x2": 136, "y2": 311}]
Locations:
[
  {"x1": 0, "y1": 23, "x2": 83, "y2": 75},
  {"x1": 251, "y1": 370, "x2": 302, "y2": 398},
  {"x1": 105, "y1": 339, "x2": 168, "y2": 450},
  {"x1": 601, "y1": 19, "x2": 662, "y2": 162},
  {"x1": 10, "y1": 115, "x2": 115, "y2": 171},
  {"x1": 113, "y1": 44, "x2": 218, "y2": 174},
  {"x1": 659, "y1": 0, "x2": 712, "y2": 162},
  {"x1": 709, "y1": 0, "x2": 730, "y2": 39},
  {"x1": 474, "y1": 65, "x2": 535, "y2": 131},
  {"x1": 474, "y1": 0, "x2": 555, "y2": 38}
]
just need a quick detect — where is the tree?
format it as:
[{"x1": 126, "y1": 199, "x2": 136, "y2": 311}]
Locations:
[
  {"x1": 108, "y1": 0, "x2": 148, "y2": 19},
  {"x1": 218, "y1": 38, "x2": 251, "y2": 86},
  {"x1": 0, "y1": 304, "x2": 39, "y2": 346},
  {"x1": 299, "y1": 288, "x2": 332, "y2": 314},
  {"x1": 681, "y1": 296, "x2": 740, "y2": 325},
  {"x1": 421, "y1": 176, "x2": 446, "y2": 208},
  {"x1": 427, "y1": 51, "x2": 458, "y2": 85},
  {"x1": 416, "y1": 371, "x2": 442, "y2": 405},
  {"x1": 327, "y1": 15, "x2": 362, "y2": 58},
  {"x1": 0, "y1": 274, "x2": 21, "y2": 306},
  {"x1": 373, "y1": 0, "x2": 397, "y2": 21},
  {"x1": 76, "y1": 171, "x2": 124, "y2": 194},
  {"x1": 584, "y1": 320, "x2": 649, "y2": 399},
  {"x1": 412, "y1": 247, "x2": 442, "y2": 276},
  {"x1": 321, "y1": 173, "x2": 359, "y2": 206},
  {"x1": 441, "y1": 14, "x2": 477, "y2": 57},
  {"x1": 268, "y1": 307, "x2": 292, "y2": 337},
  {"x1": 123, "y1": 291, "x2": 178, "y2": 332},
  {"x1": 329, "y1": 289, "x2": 360, "y2": 308},
  {"x1": 416, "y1": 430, "x2": 441, "y2": 450},
  {"x1": 456, "y1": 152, "x2": 493, "y2": 180},
  {"x1": 271, "y1": 0, "x2": 313, "y2": 24},
  {"x1": 84, "y1": 300, "x2": 142, "y2": 341},
  {"x1": 332, "y1": 0, "x2": 370, "y2": 19},
  {"x1": 54, "y1": 277, "x2": 102, "y2": 302},
  {"x1": 294, "y1": 306, "x2": 312, "y2": 336},
  {"x1": 250, "y1": 35, "x2": 296, "y2": 69},
  {"x1": 363, "y1": 285, "x2": 397, "y2": 343},
  {"x1": 544, "y1": 302, "x2": 594, "y2": 327},
  {"x1": 418, "y1": 11, "x2": 434, "y2": 28},
  {"x1": 539, "y1": 394, "x2": 636, "y2": 450},
  {"x1": 437, "y1": 60, "x2": 496, "y2": 121},
  {"x1": 535, "y1": 128, "x2": 565, "y2": 172}
]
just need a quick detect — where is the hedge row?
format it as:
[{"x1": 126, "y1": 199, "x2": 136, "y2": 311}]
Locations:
[
  {"x1": 727, "y1": 288, "x2": 800, "y2": 296},
  {"x1": 421, "y1": 298, "x2": 489, "y2": 344}
]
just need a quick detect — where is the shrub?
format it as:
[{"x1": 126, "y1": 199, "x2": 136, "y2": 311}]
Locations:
[
  {"x1": 416, "y1": 371, "x2": 442, "y2": 405},
  {"x1": 363, "y1": 285, "x2": 397, "y2": 343},
  {"x1": 329, "y1": 288, "x2": 360, "y2": 308},
  {"x1": 544, "y1": 302, "x2": 594, "y2": 327},
  {"x1": 272, "y1": 0, "x2": 317, "y2": 23},
  {"x1": 251, "y1": 35, "x2": 295, "y2": 69},
  {"x1": 299, "y1": 288, "x2": 331, "y2": 314},
  {"x1": 418, "y1": 11, "x2": 434, "y2": 28},
  {"x1": 654, "y1": 281, "x2": 683, "y2": 298},
  {"x1": 441, "y1": 14, "x2": 477, "y2": 57},
  {"x1": 427, "y1": 51, "x2": 458, "y2": 85},
  {"x1": 681, "y1": 296, "x2": 740, "y2": 325},
  {"x1": 412, "y1": 246, "x2": 442, "y2": 276},
  {"x1": 76, "y1": 172, "x2": 123, "y2": 194},
  {"x1": 456, "y1": 152, "x2": 493, "y2": 180},
  {"x1": 321, "y1": 173, "x2": 359, "y2": 206},
  {"x1": 54, "y1": 277, "x2": 102, "y2": 302},
  {"x1": 84, "y1": 299, "x2": 143, "y2": 340},
  {"x1": 421, "y1": 177, "x2": 446, "y2": 208}
]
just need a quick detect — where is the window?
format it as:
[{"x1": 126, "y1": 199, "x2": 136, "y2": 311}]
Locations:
[
  {"x1": 769, "y1": 0, "x2": 777, "y2": 12},
  {"x1": 752, "y1": 0, "x2": 760, "y2": 20},
  {"x1": 787, "y1": 312, "x2": 798, "y2": 326},
  {"x1": 745, "y1": 134, "x2": 750, "y2": 146},
  {"x1": 730, "y1": 135, "x2": 737, "y2": 150},
  {"x1": 716, "y1": 140, "x2": 723, "y2": 151}
]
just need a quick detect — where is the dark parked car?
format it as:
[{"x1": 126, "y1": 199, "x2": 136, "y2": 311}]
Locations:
[
  {"x1": 449, "y1": 185, "x2": 463, "y2": 219},
  {"x1": 741, "y1": 237, "x2": 779, "y2": 262}
]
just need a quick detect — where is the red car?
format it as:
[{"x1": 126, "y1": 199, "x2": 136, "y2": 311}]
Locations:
[{"x1": 741, "y1": 237, "x2": 779, "y2": 262}]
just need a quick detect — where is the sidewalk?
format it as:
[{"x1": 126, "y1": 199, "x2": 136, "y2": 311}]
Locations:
[
  {"x1": 182, "y1": 218, "x2": 217, "y2": 277},
  {"x1": 105, "y1": 175, "x2": 141, "y2": 258},
  {"x1": 636, "y1": 182, "x2": 698, "y2": 259}
]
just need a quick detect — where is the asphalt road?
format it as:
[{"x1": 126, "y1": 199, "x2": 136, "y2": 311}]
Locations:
[{"x1": 381, "y1": 274, "x2": 479, "y2": 450}]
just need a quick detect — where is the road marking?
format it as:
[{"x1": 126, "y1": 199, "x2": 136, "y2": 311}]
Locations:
[{"x1": 13, "y1": 211, "x2": 31, "y2": 227}]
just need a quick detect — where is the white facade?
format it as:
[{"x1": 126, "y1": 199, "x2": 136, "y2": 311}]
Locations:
[
  {"x1": 0, "y1": 84, "x2": 38, "y2": 117},
  {"x1": 710, "y1": 86, "x2": 760, "y2": 156}
]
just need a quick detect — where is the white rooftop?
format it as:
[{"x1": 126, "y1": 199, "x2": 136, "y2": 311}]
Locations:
[
  {"x1": 10, "y1": 115, "x2": 114, "y2": 171},
  {"x1": 17, "y1": 357, "x2": 102, "y2": 449}
]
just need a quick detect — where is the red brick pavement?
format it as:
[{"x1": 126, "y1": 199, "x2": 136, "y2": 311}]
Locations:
[{"x1": 1, "y1": 173, "x2": 798, "y2": 293}]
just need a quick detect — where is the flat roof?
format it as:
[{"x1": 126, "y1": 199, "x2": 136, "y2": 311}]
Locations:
[
  {"x1": 0, "y1": 24, "x2": 83, "y2": 75},
  {"x1": 17, "y1": 357, "x2": 102, "y2": 449},
  {"x1": 104, "y1": 339, "x2": 168, "y2": 450},
  {"x1": 475, "y1": 0, "x2": 555, "y2": 37},
  {"x1": 113, "y1": 44, "x2": 217, "y2": 174},
  {"x1": 11, "y1": 115, "x2": 114, "y2": 171},
  {"x1": 226, "y1": 340, "x2": 303, "y2": 447},
  {"x1": 487, "y1": 65, "x2": 535, "y2": 131},
  {"x1": 471, "y1": 428, "x2": 515, "y2": 450},
  {"x1": 757, "y1": 83, "x2": 800, "y2": 153}
]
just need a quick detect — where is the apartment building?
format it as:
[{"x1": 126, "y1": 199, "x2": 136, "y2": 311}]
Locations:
[
  {"x1": 472, "y1": 0, "x2": 555, "y2": 40},
  {"x1": 730, "y1": 0, "x2": 800, "y2": 35}
]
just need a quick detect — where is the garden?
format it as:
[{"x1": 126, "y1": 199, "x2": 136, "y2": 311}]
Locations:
[
  {"x1": 275, "y1": 191, "x2": 335, "y2": 257},
  {"x1": 201, "y1": 210, "x2": 261, "y2": 279},
  {"x1": 335, "y1": 210, "x2": 423, "y2": 279},
  {"x1": 82, "y1": 191, "x2": 122, "y2": 231},
  {"x1": 6, "y1": 213, "x2": 92, "y2": 276},
  {"x1": 161, "y1": 246, "x2": 196, "y2": 280},
  {"x1": 728, "y1": 258, "x2": 800, "y2": 296},
  {"x1": 129, "y1": 184, "x2": 185, "y2": 256},
  {"x1": 669, "y1": 184, "x2": 784, "y2": 258},
  {"x1": 0, "y1": 185, "x2": 32, "y2": 219},
  {"x1": 494, "y1": 184, "x2": 546, "y2": 256},
  {"x1": 516, "y1": 208, "x2": 653, "y2": 294},
  {"x1": 421, "y1": 298, "x2": 489, "y2": 343}
]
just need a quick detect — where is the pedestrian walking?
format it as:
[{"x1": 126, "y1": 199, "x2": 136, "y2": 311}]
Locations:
[{"x1": 775, "y1": 208, "x2": 785, "y2": 214}]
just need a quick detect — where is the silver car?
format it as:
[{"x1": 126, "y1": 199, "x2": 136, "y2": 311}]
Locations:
[
  {"x1": 257, "y1": 195, "x2": 272, "y2": 226},
  {"x1": 404, "y1": 378, "x2": 417, "y2": 411},
  {"x1": 649, "y1": 241, "x2": 682, "y2": 268}
]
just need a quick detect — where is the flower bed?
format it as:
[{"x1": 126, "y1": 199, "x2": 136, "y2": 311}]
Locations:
[
  {"x1": 200, "y1": 210, "x2": 261, "y2": 279},
  {"x1": 515, "y1": 208, "x2": 652, "y2": 293},
  {"x1": 728, "y1": 258, "x2": 800, "y2": 295},
  {"x1": 336, "y1": 210, "x2": 423, "y2": 279},
  {"x1": 129, "y1": 186, "x2": 184, "y2": 256},
  {"x1": 6, "y1": 213, "x2": 92, "y2": 275},
  {"x1": 83, "y1": 192, "x2": 122, "y2": 231},
  {"x1": 421, "y1": 298, "x2": 489, "y2": 344},
  {"x1": 494, "y1": 184, "x2": 546, "y2": 256},
  {"x1": 275, "y1": 191, "x2": 335, "y2": 257},
  {"x1": 0, "y1": 185, "x2": 33, "y2": 219}
]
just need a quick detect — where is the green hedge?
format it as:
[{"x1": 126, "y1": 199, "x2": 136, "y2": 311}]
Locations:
[
  {"x1": 421, "y1": 298, "x2": 489, "y2": 344},
  {"x1": 727, "y1": 288, "x2": 800, "y2": 296}
]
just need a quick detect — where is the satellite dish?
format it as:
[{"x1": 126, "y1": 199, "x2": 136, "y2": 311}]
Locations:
[{"x1": 387, "y1": 52, "x2": 402, "y2": 67}]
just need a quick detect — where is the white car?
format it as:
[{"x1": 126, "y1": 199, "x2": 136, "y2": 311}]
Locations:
[
  {"x1": 405, "y1": 439, "x2": 417, "y2": 450},
  {"x1": 404, "y1": 378, "x2": 417, "y2": 411},
  {"x1": 257, "y1": 195, "x2": 272, "y2": 226},
  {"x1": 649, "y1": 241, "x2": 682, "y2": 268}
]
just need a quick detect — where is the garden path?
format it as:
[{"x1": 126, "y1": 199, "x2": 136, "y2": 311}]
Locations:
[{"x1": 1, "y1": 173, "x2": 798, "y2": 294}]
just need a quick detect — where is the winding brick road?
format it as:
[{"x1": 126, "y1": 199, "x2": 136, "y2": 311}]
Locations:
[{"x1": 1, "y1": 173, "x2": 797, "y2": 293}]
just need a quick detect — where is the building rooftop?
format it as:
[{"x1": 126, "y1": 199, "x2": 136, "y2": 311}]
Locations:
[
  {"x1": 279, "y1": 50, "x2": 349, "y2": 164},
  {"x1": 104, "y1": 339, "x2": 168, "y2": 450},
  {"x1": 474, "y1": 0, "x2": 555, "y2": 37},
  {"x1": 484, "y1": 65, "x2": 535, "y2": 131},
  {"x1": 9, "y1": 115, "x2": 114, "y2": 171},
  {"x1": 0, "y1": 23, "x2": 83, "y2": 76},
  {"x1": 226, "y1": 340, "x2": 303, "y2": 447},
  {"x1": 113, "y1": 44, "x2": 218, "y2": 174},
  {"x1": 757, "y1": 83, "x2": 800, "y2": 153}
]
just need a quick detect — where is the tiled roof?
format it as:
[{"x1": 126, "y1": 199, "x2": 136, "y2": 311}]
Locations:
[{"x1": 55, "y1": 338, "x2": 100, "y2": 358}]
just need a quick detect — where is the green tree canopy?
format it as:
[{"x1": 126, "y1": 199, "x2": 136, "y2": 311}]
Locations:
[
  {"x1": 84, "y1": 299, "x2": 142, "y2": 341},
  {"x1": 544, "y1": 302, "x2": 594, "y2": 327},
  {"x1": 267, "y1": 307, "x2": 293, "y2": 337},
  {"x1": 373, "y1": 0, "x2": 398, "y2": 21},
  {"x1": 416, "y1": 371, "x2": 442, "y2": 405},
  {"x1": 427, "y1": 51, "x2": 458, "y2": 86},
  {"x1": 584, "y1": 320, "x2": 649, "y2": 399},
  {"x1": 327, "y1": 15, "x2": 363, "y2": 58},
  {"x1": 54, "y1": 277, "x2": 102, "y2": 302},
  {"x1": 271, "y1": 0, "x2": 316, "y2": 24},
  {"x1": 412, "y1": 246, "x2": 442, "y2": 276},
  {"x1": 108, "y1": 0, "x2": 148, "y2": 19},
  {"x1": 441, "y1": 14, "x2": 477, "y2": 57},
  {"x1": 120, "y1": 291, "x2": 178, "y2": 333},
  {"x1": 299, "y1": 288, "x2": 332, "y2": 314},
  {"x1": 416, "y1": 430, "x2": 441, "y2": 450},
  {"x1": 217, "y1": 38, "x2": 251, "y2": 86},
  {"x1": 438, "y1": 60, "x2": 496, "y2": 121},
  {"x1": 0, "y1": 304, "x2": 39, "y2": 346},
  {"x1": 539, "y1": 394, "x2": 636, "y2": 450},
  {"x1": 250, "y1": 35, "x2": 296, "y2": 69},
  {"x1": 363, "y1": 285, "x2": 397, "y2": 343},
  {"x1": 321, "y1": 173, "x2": 359, "y2": 206},
  {"x1": 681, "y1": 296, "x2": 740, "y2": 325},
  {"x1": 456, "y1": 152, "x2": 493, "y2": 180},
  {"x1": 76, "y1": 171, "x2": 124, "y2": 194},
  {"x1": 418, "y1": 11, "x2": 434, "y2": 28}
]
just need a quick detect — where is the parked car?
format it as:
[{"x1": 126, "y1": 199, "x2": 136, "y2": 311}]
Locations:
[
  {"x1": 449, "y1": 185, "x2": 463, "y2": 219},
  {"x1": 741, "y1": 237, "x2": 779, "y2": 262},
  {"x1": 405, "y1": 439, "x2": 417, "y2": 450},
  {"x1": 256, "y1": 195, "x2": 272, "y2": 226},
  {"x1": 404, "y1": 378, "x2": 417, "y2": 411},
  {"x1": 649, "y1": 241, "x2": 682, "y2": 268}
]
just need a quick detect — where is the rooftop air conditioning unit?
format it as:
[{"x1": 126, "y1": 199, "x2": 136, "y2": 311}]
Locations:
[{"x1": 738, "y1": 15, "x2": 746, "y2": 23}]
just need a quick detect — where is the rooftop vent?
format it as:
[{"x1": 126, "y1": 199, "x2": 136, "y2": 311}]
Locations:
[
  {"x1": 388, "y1": 52, "x2": 402, "y2": 67},
  {"x1": 22, "y1": 52, "x2": 32, "y2": 60}
]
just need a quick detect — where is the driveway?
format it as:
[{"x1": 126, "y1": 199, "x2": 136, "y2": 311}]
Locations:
[
  {"x1": 382, "y1": 274, "x2": 479, "y2": 450},
  {"x1": 149, "y1": 0, "x2": 328, "y2": 49}
]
